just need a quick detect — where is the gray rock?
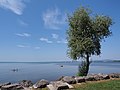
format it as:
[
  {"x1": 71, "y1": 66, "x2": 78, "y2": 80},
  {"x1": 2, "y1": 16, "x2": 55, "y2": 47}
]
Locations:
[
  {"x1": 33, "y1": 79, "x2": 49, "y2": 88},
  {"x1": 19, "y1": 80, "x2": 33, "y2": 87},
  {"x1": 94, "y1": 73, "x2": 110, "y2": 80},
  {"x1": 75, "y1": 77, "x2": 85, "y2": 83},
  {"x1": 57, "y1": 76, "x2": 64, "y2": 81},
  {"x1": 50, "y1": 81, "x2": 69, "y2": 90},
  {"x1": 86, "y1": 74, "x2": 110, "y2": 81},
  {"x1": 1, "y1": 83, "x2": 23, "y2": 90},
  {"x1": 0, "y1": 82, "x2": 11, "y2": 88},
  {"x1": 94, "y1": 75, "x2": 104, "y2": 81},
  {"x1": 102, "y1": 74, "x2": 110, "y2": 79},
  {"x1": 108, "y1": 73, "x2": 120, "y2": 78},
  {"x1": 62, "y1": 76, "x2": 76, "y2": 84},
  {"x1": 85, "y1": 76, "x2": 96, "y2": 81}
]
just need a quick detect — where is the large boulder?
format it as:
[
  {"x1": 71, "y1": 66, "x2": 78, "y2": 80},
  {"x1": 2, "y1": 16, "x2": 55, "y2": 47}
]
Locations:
[
  {"x1": 0, "y1": 82, "x2": 11, "y2": 88},
  {"x1": 108, "y1": 73, "x2": 120, "y2": 78},
  {"x1": 1, "y1": 83, "x2": 23, "y2": 90},
  {"x1": 75, "y1": 77, "x2": 85, "y2": 83},
  {"x1": 19, "y1": 80, "x2": 33, "y2": 87},
  {"x1": 62, "y1": 76, "x2": 76, "y2": 84},
  {"x1": 94, "y1": 74, "x2": 104, "y2": 81},
  {"x1": 57, "y1": 76, "x2": 64, "y2": 81},
  {"x1": 49, "y1": 81, "x2": 69, "y2": 90},
  {"x1": 33, "y1": 79, "x2": 49, "y2": 88},
  {"x1": 85, "y1": 76, "x2": 96, "y2": 81},
  {"x1": 102, "y1": 74, "x2": 110, "y2": 79},
  {"x1": 87, "y1": 73, "x2": 110, "y2": 81}
]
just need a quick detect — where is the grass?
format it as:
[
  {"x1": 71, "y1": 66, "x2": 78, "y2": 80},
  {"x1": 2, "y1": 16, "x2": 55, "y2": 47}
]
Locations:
[
  {"x1": 74, "y1": 79, "x2": 120, "y2": 90},
  {"x1": 31, "y1": 79, "x2": 120, "y2": 90},
  {"x1": 30, "y1": 88, "x2": 48, "y2": 90}
]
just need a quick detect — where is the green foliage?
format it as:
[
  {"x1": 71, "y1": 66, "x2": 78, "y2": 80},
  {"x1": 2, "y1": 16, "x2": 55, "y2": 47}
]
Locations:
[
  {"x1": 77, "y1": 61, "x2": 87, "y2": 76},
  {"x1": 67, "y1": 7, "x2": 113, "y2": 60}
]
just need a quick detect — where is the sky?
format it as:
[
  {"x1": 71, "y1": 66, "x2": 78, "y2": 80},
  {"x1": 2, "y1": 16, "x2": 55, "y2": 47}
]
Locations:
[{"x1": 0, "y1": 0, "x2": 120, "y2": 62}]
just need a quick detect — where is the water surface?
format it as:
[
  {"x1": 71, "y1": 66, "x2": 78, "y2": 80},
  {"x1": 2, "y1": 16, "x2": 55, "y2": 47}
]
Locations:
[{"x1": 0, "y1": 61, "x2": 119, "y2": 83}]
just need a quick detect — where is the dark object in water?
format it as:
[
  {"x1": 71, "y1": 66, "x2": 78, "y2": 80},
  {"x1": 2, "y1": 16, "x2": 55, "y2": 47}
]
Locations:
[
  {"x1": 60, "y1": 65, "x2": 63, "y2": 67},
  {"x1": 12, "y1": 69, "x2": 18, "y2": 72}
]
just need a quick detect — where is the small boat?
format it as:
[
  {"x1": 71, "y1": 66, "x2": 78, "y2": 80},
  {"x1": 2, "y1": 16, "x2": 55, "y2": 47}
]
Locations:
[
  {"x1": 12, "y1": 69, "x2": 18, "y2": 72},
  {"x1": 60, "y1": 65, "x2": 63, "y2": 67}
]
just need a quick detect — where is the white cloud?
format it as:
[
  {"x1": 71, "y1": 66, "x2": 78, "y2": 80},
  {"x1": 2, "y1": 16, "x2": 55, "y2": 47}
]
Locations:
[
  {"x1": 34, "y1": 46, "x2": 40, "y2": 49},
  {"x1": 40, "y1": 37, "x2": 53, "y2": 43},
  {"x1": 16, "y1": 33, "x2": 31, "y2": 37},
  {"x1": 43, "y1": 8, "x2": 66, "y2": 30},
  {"x1": 57, "y1": 39, "x2": 68, "y2": 44},
  {"x1": 0, "y1": 0, "x2": 28, "y2": 15},
  {"x1": 18, "y1": 19, "x2": 28, "y2": 26},
  {"x1": 17, "y1": 45, "x2": 30, "y2": 48},
  {"x1": 17, "y1": 45, "x2": 41, "y2": 49},
  {"x1": 52, "y1": 34, "x2": 59, "y2": 39}
]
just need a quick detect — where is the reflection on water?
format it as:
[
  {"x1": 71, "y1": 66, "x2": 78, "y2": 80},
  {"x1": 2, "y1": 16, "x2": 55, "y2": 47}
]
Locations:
[{"x1": 0, "y1": 61, "x2": 119, "y2": 83}]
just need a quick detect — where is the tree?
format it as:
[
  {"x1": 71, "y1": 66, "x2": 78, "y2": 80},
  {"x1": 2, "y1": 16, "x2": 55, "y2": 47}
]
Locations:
[{"x1": 67, "y1": 7, "x2": 113, "y2": 76}]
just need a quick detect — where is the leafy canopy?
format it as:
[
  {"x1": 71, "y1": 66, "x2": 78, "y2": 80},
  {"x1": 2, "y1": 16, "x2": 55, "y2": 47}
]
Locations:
[{"x1": 67, "y1": 7, "x2": 112, "y2": 60}]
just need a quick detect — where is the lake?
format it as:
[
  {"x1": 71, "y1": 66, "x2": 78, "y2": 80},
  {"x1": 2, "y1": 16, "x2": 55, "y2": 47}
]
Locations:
[{"x1": 0, "y1": 61, "x2": 119, "y2": 83}]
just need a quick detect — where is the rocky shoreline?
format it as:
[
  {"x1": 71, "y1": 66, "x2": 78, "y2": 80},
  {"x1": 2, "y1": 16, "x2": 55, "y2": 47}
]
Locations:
[{"x1": 0, "y1": 73, "x2": 120, "y2": 90}]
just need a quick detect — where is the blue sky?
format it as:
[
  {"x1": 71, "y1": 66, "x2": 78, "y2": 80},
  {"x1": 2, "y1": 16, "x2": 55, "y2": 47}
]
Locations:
[{"x1": 0, "y1": 0, "x2": 120, "y2": 62}]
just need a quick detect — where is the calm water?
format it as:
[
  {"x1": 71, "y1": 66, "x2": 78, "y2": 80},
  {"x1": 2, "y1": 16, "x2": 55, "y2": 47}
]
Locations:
[{"x1": 0, "y1": 61, "x2": 119, "y2": 83}]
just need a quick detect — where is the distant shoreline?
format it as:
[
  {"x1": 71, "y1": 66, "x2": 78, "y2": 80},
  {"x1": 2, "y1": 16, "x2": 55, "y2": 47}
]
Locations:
[
  {"x1": 112, "y1": 60, "x2": 120, "y2": 62},
  {"x1": 0, "y1": 60, "x2": 120, "y2": 63}
]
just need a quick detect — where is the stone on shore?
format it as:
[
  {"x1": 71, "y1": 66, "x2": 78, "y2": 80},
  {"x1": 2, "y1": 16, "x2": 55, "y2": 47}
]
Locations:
[
  {"x1": 1, "y1": 83, "x2": 23, "y2": 90},
  {"x1": 86, "y1": 73, "x2": 110, "y2": 81},
  {"x1": 0, "y1": 82, "x2": 11, "y2": 88},
  {"x1": 62, "y1": 76, "x2": 76, "y2": 84},
  {"x1": 75, "y1": 77, "x2": 85, "y2": 83},
  {"x1": 33, "y1": 79, "x2": 49, "y2": 88},
  {"x1": 47, "y1": 81, "x2": 69, "y2": 90},
  {"x1": 57, "y1": 76, "x2": 64, "y2": 81},
  {"x1": 108, "y1": 73, "x2": 120, "y2": 78},
  {"x1": 85, "y1": 76, "x2": 96, "y2": 81},
  {"x1": 19, "y1": 80, "x2": 33, "y2": 87},
  {"x1": 102, "y1": 74, "x2": 110, "y2": 79}
]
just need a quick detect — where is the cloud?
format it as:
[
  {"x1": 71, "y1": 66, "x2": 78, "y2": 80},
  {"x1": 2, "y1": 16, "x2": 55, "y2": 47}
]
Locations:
[
  {"x1": 16, "y1": 33, "x2": 31, "y2": 37},
  {"x1": 17, "y1": 45, "x2": 30, "y2": 48},
  {"x1": 18, "y1": 19, "x2": 28, "y2": 26},
  {"x1": 57, "y1": 39, "x2": 68, "y2": 44},
  {"x1": 52, "y1": 34, "x2": 59, "y2": 39},
  {"x1": 43, "y1": 8, "x2": 66, "y2": 30},
  {"x1": 0, "y1": 0, "x2": 28, "y2": 15},
  {"x1": 40, "y1": 37, "x2": 53, "y2": 43},
  {"x1": 34, "y1": 46, "x2": 40, "y2": 49},
  {"x1": 17, "y1": 45, "x2": 41, "y2": 50}
]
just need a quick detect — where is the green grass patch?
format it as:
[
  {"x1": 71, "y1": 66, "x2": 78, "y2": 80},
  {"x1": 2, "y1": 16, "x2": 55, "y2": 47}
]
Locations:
[{"x1": 75, "y1": 79, "x2": 120, "y2": 90}]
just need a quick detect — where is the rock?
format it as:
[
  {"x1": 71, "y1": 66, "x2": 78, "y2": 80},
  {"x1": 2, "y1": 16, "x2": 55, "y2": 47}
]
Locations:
[
  {"x1": 19, "y1": 80, "x2": 33, "y2": 87},
  {"x1": 15, "y1": 85, "x2": 24, "y2": 89},
  {"x1": 62, "y1": 76, "x2": 76, "y2": 84},
  {"x1": 94, "y1": 74, "x2": 104, "y2": 81},
  {"x1": 108, "y1": 73, "x2": 120, "y2": 78},
  {"x1": 102, "y1": 74, "x2": 110, "y2": 79},
  {"x1": 0, "y1": 82, "x2": 11, "y2": 88},
  {"x1": 33, "y1": 79, "x2": 49, "y2": 88},
  {"x1": 1, "y1": 83, "x2": 23, "y2": 90},
  {"x1": 94, "y1": 73, "x2": 110, "y2": 80},
  {"x1": 57, "y1": 76, "x2": 64, "y2": 81},
  {"x1": 49, "y1": 81, "x2": 69, "y2": 90},
  {"x1": 86, "y1": 74, "x2": 110, "y2": 81},
  {"x1": 75, "y1": 77, "x2": 85, "y2": 83},
  {"x1": 85, "y1": 76, "x2": 96, "y2": 81}
]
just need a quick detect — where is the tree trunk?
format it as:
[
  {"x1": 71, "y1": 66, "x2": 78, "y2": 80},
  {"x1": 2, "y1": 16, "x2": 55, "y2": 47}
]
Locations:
[{"x1": 85, "y1": 53, "x2": 90, "y2": 76}]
